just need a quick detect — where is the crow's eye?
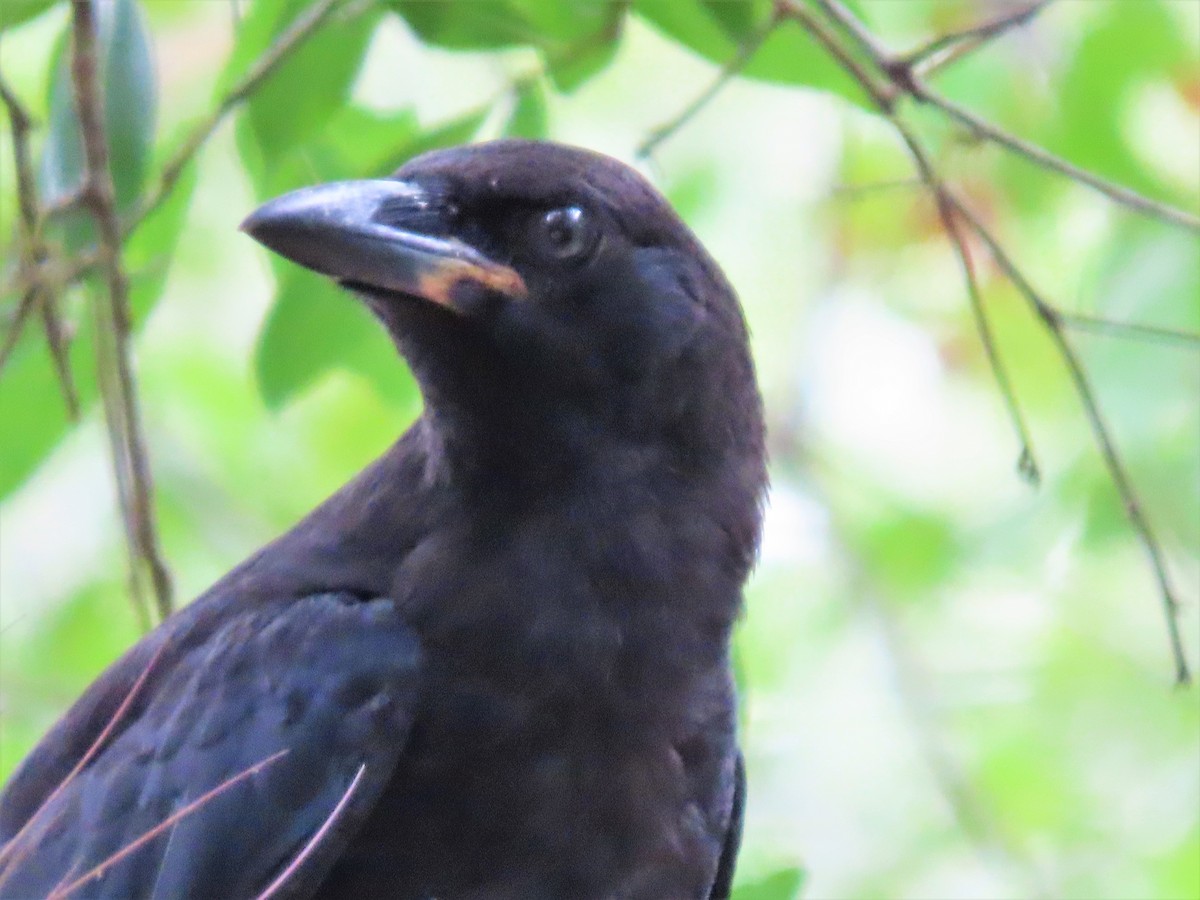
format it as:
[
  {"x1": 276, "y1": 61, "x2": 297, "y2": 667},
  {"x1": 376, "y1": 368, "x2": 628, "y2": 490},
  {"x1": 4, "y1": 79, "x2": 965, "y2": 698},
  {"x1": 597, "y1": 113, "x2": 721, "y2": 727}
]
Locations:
[{"x1": 531, "y1": 206, "x2": 597, "y2": 262}]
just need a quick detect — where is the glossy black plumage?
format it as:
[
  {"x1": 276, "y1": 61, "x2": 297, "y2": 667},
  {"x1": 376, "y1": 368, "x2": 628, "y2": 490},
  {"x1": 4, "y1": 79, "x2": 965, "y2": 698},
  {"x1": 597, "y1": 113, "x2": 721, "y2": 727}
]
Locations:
[{"x1": 0, "y1": 140, "x2": 766, "y2": 899}]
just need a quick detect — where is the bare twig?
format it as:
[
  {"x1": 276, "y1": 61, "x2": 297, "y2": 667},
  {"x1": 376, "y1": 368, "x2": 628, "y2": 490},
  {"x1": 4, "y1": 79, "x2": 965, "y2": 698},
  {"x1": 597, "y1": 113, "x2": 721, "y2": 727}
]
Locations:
[
  {"x1": 6, "y1": 0, "x2": 354, "y2": 300},
  {"x1": 638, "y1": 11, "x2": 782, "y2": 159},
  {"x1": 254, "y1": 764, "x2": 367, "y2": 900},
  {"x1": 778, "y1": 1, "x2": 896, "y2": 113},
  {"x1": 0, "y1": 289, "x2": 40, "y2": 373},
  {"x1": 0, "y1": 641, "x2": 168, "y2": 885},
  {"x1": 766, "y1": 0, "x2": 1193, "y2": 681},
  {"x1": 949, "y1": 198, "x2": 1192, "y2": 684},
  {"x1": 914, "y1": 87, "x2": 1200, "y2": 231},
  {"x1": 69, "y1": 0, "x2": 173, "y2": 625},
  {"x1": 127, "y1": 0, "x2": 348, "y2": 235},
  {"x1": 1058, "y1": 313, "x2": 1200, "y2": 349},
  {"x1": 47, "y1": 749, "x2": 290, "y2": 900},
  {"x1": 900, "y1": 0, "x2": 1054, "y2": 76},
  {"x1": 0, "y1": 69, "x2": 81, "y2": 415},
  {"x1": 0, "y1": 71, "x2": 38, "y2": 230},
  {"x1": 827, "y1": 177, "x2": 923, "y2": 201},
  {"x1": 810, "y1": 0, "x2": 1200, "y2": 232},
  {"x1": 41, "y1": 298, "x2": 81, "y2": 417},
  {"x1": 888, "y1": 117, "x2": 1041, "y2": 484}
]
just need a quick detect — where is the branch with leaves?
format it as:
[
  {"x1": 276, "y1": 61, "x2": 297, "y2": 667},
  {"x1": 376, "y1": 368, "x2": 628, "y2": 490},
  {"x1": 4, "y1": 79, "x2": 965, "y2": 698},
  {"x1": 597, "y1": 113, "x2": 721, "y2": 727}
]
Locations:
[
  {"x1": 643, "y1": 0, "x2": 1196, "y2": 683},
  {"x1": 0, "y1": 0, "x2": 359, "y2": 629}
]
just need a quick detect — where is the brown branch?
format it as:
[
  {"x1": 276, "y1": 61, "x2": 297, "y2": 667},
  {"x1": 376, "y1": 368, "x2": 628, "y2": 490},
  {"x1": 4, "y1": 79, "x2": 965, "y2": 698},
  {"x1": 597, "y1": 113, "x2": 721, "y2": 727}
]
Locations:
[
  {"x1": 779, "y1": 1, "x2": 896, "y2": 113},
  {"x1": 770, "y1": 0, "x2": 1193, "y2": 682},
  {"x1": 48, "y1": 749, "x2": 290, "y2": 900},
  {"x1": 126, "y1": 0, "x2": 349, "y2": 235},
  {"x1": 827, "y1": 177, "x2": 923, "y2": 201},
  {"x1": 254, "y1": 764, "x2": 367, "y2": 900},
  {"x1": 949, "y1": 198, "x2": 1192, "y2": 685},
  {"x1": 0, "y1": 68, "x2": 80, "y2": 415},
  {"x1": 0, "y1": 641, "x2": 168, "y2": 886},
  {"x1": 69, "y1": 0, "x2": 173, "y2": 625},
  {"x1": 638, "y1": 11, "x2": 782, "y2": 159},
  {"x1": 913, "y1": 86, "x2": 1200, "y2": 231},
  {"x1": 892, "y1": 117, "x2": 1041, "y2": 484},
  {"x1": 41, "y1": 297, "x2": 81, "y2": 417},
  {"x1": 8, "y1": 0, "x2": 353, "y2": 297},
  {"x1": 810, "y1": 0, "x2": 1200, "y2": 232},
  {"x1": 900, "y1": 0, "x2": 1054, "y2": 76},
  {"x1": 1058, "y1": 313, "x2": 1200, "y2": 350}
]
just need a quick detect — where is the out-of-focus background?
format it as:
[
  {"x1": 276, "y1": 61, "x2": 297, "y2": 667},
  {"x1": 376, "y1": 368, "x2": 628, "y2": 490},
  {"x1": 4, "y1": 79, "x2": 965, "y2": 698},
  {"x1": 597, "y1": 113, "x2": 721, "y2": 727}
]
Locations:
[{"x1": 1, "y1": 1, "x2": 1197, "y2": 897}]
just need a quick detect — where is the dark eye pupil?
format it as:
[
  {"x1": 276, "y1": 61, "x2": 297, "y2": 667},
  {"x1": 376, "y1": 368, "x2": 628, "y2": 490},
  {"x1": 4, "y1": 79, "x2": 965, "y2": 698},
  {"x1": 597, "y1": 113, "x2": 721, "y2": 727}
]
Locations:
[{"x1": 539, "y1": 206, "x2": 589, "y2": 258}]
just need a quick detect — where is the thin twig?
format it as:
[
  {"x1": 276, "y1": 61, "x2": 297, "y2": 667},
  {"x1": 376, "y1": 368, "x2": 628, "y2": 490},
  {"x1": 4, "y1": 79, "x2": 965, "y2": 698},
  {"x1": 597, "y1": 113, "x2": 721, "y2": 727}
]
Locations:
[
  {"x1": 810, "y1": 0, "x2": 1200, "y2": 232},
  {"x1": 254, "y1": 764, "x2": 367, "y2": 900},
  {"x1": 771, "y1": 0, "x2": 1192, "y2": 682},
  {"x1": 69, "y1": 0, "x2": 173, "y2": 625},
  {"x1": 827, "y1": 177, "x2": 923, "y2": 201},
  {"x1": 41, "y1": 298, "x2": 81, "y2": 417},
  {"x1": 949, "y1": 198, "x2": 1191, "y2": 685},
  {"x1": 48, "y1": 749, "x2": 290, "y2": 900},
  {"x1": 0, "y1": 289, "x2": 40, "y2": 372},
  {"x1": 638, "y1": 11, "x2": 782, "y2": 159},
  {"x1": 0, "y1": 71, "x2": 38, "y2": 231},
  {"x1": 0, "y1": 69, "x2": 81, "y2": 414},
  {"x1": 779, "y1": 1, "x2": 896, "y2": 113},
  {"x1": 0, "y1": 641, "x2": 168, "y2": 886},
  {"x1": 4, "y1": 0, "x2": 353, "y2": 301},
  {"x1": 1058, "y1": 313, "x2": 1200, "y2": 350},
  {"x1": 915, "y1": 87, "x2": 1200, "y2": 231},
  {"x1": 126, "y1": 0, "x2": 348, "y2": 235},
  {"x1": 901, "y1": 0, "x2": 1054, "y2": 76},
  {"x1": 889, "y1": 117, "x2": 1041, "y2": 484}
]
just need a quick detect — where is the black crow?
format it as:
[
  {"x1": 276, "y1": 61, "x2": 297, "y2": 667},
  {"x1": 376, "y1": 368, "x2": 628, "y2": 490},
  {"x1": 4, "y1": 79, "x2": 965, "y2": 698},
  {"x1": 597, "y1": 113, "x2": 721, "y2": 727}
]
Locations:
[{"x1": 0, "y1": 140, "x2": 766, "y2": 899}]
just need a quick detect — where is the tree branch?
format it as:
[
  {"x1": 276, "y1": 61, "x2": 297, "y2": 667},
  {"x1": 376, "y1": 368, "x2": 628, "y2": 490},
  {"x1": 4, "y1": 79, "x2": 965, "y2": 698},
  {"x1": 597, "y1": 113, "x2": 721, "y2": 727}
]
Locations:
[
  {"x1": 949, "y1": 198, "x2": 1192, "y2": 685},
  {"x1": 69, "y1": 0, "x2": 173, "y2": 625},
  {"x1": 763, "y1": 0, "x2": 1195, "y2": 682},
  {"x1": 638, "y1": 10, "x2": 782, "y2": 159},
  {"x1": 912, "y1": 86, "x2": 1200, "y2": 231},
  {"x1": 0, "y1": 68, "x2": 80, "y2": 416},
  {"x1": 899, "y1": 0, "x2": 1054, "y2": 76},
  {"x1": 1058, "y1": 312, "x2": 1200, "y2": 349},
  {"x1": 810, "y1": 0, "x2": 1200, "y2": 232},
  {"x1": 126, "y1": 0, "x2": 349, "y2": 235}
]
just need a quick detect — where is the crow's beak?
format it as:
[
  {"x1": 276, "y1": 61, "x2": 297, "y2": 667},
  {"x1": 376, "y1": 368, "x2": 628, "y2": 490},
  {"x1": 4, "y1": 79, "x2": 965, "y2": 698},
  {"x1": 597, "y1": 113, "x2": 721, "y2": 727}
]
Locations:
[{"x1": 240, "y1": 180, "x2": 526, "y2": 310}]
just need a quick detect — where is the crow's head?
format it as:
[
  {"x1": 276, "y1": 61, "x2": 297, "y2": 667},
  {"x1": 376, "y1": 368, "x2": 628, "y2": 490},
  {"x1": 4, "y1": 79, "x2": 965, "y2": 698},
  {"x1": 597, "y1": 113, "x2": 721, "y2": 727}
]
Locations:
[{"x1": 243, "y1": 140, "x2": 763, "y2": 509}]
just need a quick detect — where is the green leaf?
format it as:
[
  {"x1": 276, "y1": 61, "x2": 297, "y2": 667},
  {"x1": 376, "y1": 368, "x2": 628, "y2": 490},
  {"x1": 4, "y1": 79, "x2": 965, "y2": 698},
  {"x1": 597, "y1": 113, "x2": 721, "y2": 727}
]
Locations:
[
  {"x1": 389, "y1": 0, "x2": 624, "y2": 92},
  {"x1": 241, "y1": 0, "x2": 381, "y2": 164},
  {"x1": 503, "y1": 79, "x2": 549, "y2": 139},
  {"x1": 254, "y1": 267, "x2": 416, "y2": 409},
  {"x1": 733, "y1": 866, "x2": 806, "y2": 900},
  {"x1": 390, "y1": 0, "x2": 535, "y2": 48},
  {"x1": 0, "y1": 0, "x2": 57, "y2": 31},
  {"x1": 38, "y1": 0, "x2": 156, "y2": 241},
  {"x1": 634, "y1": 0, "x2": 868, "y2": 108}
]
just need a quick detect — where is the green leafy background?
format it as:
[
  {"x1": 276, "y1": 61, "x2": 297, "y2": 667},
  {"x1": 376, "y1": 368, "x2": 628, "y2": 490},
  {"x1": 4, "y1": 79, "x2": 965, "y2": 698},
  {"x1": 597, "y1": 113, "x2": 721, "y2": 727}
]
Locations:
[{"x1": 1, "y1": 2, "x2": 1197, "y2": 898}]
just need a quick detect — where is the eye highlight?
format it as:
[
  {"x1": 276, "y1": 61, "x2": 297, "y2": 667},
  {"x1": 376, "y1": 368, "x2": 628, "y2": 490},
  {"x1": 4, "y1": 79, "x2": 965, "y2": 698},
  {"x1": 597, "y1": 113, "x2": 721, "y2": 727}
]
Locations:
[{"x1": 530, "y1": 206, "x2": 597, "y2": 262}]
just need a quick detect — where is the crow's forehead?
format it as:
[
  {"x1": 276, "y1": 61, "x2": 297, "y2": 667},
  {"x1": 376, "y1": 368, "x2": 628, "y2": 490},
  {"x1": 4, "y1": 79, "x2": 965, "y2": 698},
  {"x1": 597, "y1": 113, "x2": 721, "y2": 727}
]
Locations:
[{"x1": 395, "y1": 139, "x2": 683, "y2": 242}]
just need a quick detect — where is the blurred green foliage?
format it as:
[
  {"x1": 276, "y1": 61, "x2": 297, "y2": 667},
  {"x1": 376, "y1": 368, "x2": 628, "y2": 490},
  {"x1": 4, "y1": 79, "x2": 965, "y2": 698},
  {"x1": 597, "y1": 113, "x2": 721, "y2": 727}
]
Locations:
[{"x1": 1, "y1": 1, "x2": 1198, "y2": 898}]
